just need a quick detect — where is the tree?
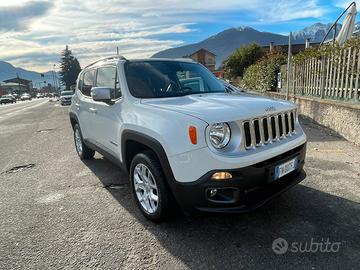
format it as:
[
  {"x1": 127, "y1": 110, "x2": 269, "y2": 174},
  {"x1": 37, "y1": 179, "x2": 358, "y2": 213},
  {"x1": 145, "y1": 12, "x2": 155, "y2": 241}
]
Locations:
[
  {"x1": 241, "y1": 49, "x2": 286, "y2": 92},
  {"x1": 59, "y1": 45, "x2": 81, "y2": 90},
  {"x1": 223, "y1": 43, "x2": 264, "y2": 79}
]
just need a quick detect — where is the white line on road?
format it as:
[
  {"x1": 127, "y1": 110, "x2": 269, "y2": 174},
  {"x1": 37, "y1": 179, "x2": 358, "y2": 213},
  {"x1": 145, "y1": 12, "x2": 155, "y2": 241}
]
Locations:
[{"x1": 0, "y1": 100, "x2": 48, "y2": 122}]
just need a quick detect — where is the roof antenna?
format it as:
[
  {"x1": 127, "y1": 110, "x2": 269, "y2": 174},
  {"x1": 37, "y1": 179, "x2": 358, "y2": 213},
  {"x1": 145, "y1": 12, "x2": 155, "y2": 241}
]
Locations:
[{"x1": 116, "y1": 46, "x2": 119, "y2": 55}]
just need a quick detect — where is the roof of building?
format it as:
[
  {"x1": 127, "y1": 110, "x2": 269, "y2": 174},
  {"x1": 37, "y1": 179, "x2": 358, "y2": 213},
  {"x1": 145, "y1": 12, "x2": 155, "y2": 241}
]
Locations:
[
  {"x1": 262, "y1": 43, "x2": 320, "y2": 55},
  {"x1": 3, "y1": 77, "x2": 32, "y2": 85},
  {"x1": 1, "y1": 82, "x2": 28, "y2": 87},
  {"x1": 188, "y1": 48, "x2": 217, "y2": 57}
]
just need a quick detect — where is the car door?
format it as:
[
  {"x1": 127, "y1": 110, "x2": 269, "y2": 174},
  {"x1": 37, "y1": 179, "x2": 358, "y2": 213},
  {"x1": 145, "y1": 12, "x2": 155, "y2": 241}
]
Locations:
[
  {"x1": 90, "y1": 65, "x2": 123, "y2": 158},
  {"x1": 75, "y1": 69, "x2": 97, "y2": 141}
]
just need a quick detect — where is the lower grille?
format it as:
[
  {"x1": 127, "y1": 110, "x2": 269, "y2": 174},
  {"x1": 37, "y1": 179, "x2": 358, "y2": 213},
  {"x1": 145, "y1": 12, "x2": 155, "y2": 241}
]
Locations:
[{"x1": 242, "y1": 110, "x2": 296, "y2": 149}]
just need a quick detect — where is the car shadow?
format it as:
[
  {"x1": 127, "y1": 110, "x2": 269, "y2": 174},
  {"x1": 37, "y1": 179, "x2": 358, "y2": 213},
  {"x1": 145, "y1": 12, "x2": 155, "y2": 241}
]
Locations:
[
  {"x1": 299, "y1": 116, "x2": 345, "y2": 143},
  {"x1": 82, "y1": 157, "x2": 359, "y2": 269}
]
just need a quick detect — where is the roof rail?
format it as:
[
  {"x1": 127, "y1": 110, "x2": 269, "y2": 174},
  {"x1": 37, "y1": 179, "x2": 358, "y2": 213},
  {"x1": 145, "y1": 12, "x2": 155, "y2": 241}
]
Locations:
[
  {"x1": 84, "y1": 55, "x2": 126, "y2": 69},
  {"x1": 175, "y1": 58, "x2": 195, "y2": 62}
]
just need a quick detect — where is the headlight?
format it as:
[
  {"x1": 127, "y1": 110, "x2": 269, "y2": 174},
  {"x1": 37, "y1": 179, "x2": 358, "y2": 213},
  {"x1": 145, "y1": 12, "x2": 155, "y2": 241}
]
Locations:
[{"x1": 209, "y1": 122, "x2": 231, "y2": 149}]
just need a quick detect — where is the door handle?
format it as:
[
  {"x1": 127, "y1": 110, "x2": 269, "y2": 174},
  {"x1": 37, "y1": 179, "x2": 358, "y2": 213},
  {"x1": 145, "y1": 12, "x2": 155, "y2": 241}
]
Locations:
[{"x1": 89, "y1": 107, "x2": 97, "y2": 114}]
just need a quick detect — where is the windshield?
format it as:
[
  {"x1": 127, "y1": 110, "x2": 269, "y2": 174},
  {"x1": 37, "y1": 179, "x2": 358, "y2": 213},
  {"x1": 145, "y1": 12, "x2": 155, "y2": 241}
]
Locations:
[
  {"x1": 124, "y1": 61, "x2": 225, "y2": 98},
  {"x1": 61, "y1": 91, "x2": 74, "y2": 96}
]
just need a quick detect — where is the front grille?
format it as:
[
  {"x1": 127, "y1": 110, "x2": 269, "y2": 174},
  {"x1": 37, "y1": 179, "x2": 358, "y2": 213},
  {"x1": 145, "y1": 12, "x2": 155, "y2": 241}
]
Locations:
[{"x1": 242, "y1": 110, "x2": 296, "y2": 149}]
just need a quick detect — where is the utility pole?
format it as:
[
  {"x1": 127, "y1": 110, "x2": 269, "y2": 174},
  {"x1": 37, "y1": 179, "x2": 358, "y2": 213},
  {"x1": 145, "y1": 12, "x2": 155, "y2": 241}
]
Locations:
[
  {"x1": 53, "y1": 64, "x2": 59, "y2": 93},
  {"x1": 286, "y1": 32, "x2": 292, "y2": 101},
  {"x1": 16, "y1": 73, "x2": 21, "y2": 95},
  {"x1": 52, "y1": 65, "x2": 56, "y2": 93}
]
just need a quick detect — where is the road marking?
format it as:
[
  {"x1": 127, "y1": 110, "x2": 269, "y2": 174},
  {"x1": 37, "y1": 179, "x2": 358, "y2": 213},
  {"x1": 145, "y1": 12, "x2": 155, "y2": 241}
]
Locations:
[{"x1": 0, "y1": 100, "x2": 48, "y2": 122}]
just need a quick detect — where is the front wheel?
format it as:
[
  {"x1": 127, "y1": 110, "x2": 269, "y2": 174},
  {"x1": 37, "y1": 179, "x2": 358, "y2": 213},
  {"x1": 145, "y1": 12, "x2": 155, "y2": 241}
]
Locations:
[
  {"x1": 73, "y1": 124, "x2": 95, "y2": 160},
  {"x1": 130, "y1": 151, "x2": 172, "y2": 222}
]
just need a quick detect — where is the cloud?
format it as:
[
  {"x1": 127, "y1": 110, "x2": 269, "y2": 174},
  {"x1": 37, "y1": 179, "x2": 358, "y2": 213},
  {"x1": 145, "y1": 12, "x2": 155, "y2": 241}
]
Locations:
[
  {"x1": 0, "y1": 0, "x2": 335, "y2": 71},
  {"x1": 332, "y1": 0, "x2": 358, "y2": 9},
  {"x1": 255, "y1": 0, "x2": 326, "y2": 22},
  {"x1": 0, "y1": 1, "x2": 53, "y2": 31}
]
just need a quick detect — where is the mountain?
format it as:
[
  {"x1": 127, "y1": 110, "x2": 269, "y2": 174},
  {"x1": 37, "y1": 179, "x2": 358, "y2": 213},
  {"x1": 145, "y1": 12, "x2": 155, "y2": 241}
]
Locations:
[
  {"x1": 0, "y1": 61, "x2": 58, "y2": 87},
  {"x1": 152, "y1": 23, "x2": 350, "y2": 68},
  {"x1": 152, "y1": 26, "x2": 289, "y2": 68},
  {"x1": 292, "y1": 23, "x2": 342, "y2": 42}
]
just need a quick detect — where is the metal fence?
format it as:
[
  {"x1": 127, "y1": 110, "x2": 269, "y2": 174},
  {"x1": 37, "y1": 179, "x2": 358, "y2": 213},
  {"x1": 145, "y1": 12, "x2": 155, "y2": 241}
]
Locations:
[{"x1": 291, "y1": 47, "x2": 360, "y2": 102}]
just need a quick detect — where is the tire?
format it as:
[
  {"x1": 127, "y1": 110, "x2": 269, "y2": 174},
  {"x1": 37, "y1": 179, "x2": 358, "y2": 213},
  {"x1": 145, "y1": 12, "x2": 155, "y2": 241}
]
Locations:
[
  {"x1": 130, "y1": 151, "x2": 171, "y2": 222},
  {"x1": 73, "y1": 123, "x2": 95, "y2": 160}
]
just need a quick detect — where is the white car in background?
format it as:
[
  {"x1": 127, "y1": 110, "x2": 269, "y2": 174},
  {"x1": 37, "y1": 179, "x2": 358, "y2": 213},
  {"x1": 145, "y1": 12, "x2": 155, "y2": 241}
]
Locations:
[
  {"x1": 60, "y1": 91, "x2": 74, "y2": 106},
  {"x1": 20, "y1": 93, "x2": 32, "y2": 101},
  {"x1": 69, "y1": 56, "x2": 307, "y2": 221}
]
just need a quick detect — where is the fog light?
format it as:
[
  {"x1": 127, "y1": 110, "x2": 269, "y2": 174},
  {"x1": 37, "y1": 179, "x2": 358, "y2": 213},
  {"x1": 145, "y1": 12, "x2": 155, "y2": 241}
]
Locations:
[
  {"x1": 209, "y1": 189, "x2": 217, "y2": 197},
  {"x1": 211, "y1": 172, "x2": 232, "y2": 180}
]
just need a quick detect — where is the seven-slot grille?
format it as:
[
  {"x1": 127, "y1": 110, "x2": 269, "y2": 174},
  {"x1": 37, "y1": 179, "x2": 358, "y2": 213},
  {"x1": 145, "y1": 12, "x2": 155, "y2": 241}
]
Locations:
[{"x1": 243, "y1": 110, "x2": 296, "y2": 149}]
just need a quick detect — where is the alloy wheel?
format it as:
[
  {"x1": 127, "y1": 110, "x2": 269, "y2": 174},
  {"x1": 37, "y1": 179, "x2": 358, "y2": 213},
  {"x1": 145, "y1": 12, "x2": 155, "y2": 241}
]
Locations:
[
  {"x1": 133, "y1": 163, "x2": 159, "y2": 214},
  {"x1": 74, "y1": 128, "x2": 83, "y2": 155}
]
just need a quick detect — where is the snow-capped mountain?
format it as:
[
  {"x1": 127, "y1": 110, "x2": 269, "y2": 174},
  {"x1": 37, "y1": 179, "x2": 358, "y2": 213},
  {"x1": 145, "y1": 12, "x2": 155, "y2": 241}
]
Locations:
[
  {"x1": 292, "y1": 23, "x2": 342, "y2": 42},
  {"x1": 152, "y1": 22, "x2": 356, "y2": 68}
]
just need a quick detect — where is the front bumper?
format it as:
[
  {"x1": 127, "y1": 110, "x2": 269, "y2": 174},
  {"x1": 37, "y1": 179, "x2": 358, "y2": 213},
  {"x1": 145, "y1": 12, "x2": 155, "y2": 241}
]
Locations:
[
  {"x1": 170, "y1": 143, "x2": 306, "y2": 213},
  {"x1": 61, "y1": 99, "x2": 72, "y2": 105}
]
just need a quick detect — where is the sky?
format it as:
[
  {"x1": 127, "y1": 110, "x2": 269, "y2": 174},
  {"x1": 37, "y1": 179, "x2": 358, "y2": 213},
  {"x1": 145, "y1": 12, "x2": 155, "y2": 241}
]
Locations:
[{"x1": 0, "y1": 0, "x2": 357, "y2": 72}]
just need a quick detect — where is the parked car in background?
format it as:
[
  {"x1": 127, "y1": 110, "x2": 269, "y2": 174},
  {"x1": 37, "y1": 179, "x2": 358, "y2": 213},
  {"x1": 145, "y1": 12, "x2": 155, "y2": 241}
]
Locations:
[
  {"x1": 60, "y1": 91, "x2": 74, "y2": 105},
  {"x1": 20, "y1": 93, "x2": 32, "y2": 101},
  {"x1": 36, "y1": 93, "x2": 45, "y2": 98},
  {"x1": 0, "y1": 94, "x2": 17, "y2": 104}
]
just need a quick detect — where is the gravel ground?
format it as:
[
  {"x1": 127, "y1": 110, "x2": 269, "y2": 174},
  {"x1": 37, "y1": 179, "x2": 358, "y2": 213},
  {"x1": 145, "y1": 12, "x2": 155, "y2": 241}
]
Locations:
[{"x1": 0, "y1": 100, "x2": 359, "y2": 269}]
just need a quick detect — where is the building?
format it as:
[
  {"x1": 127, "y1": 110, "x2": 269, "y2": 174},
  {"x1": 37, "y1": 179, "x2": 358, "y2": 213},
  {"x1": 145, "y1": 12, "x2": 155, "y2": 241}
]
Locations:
[
  {"x1": 262, "y1": 41, "x2": 320, "y2": 55},
  {"x1": 1, "y1": 77, "x2": 32, "y2": 95},
  {"x1": 184, "y1": 48, "x2": 216, "y2": 72},
  {"x1": 0, "y1": 82, "x2": 28, "y2": 94},
  {"x1": 0, "y1": 85, "x2": 8, "y2": 96}
]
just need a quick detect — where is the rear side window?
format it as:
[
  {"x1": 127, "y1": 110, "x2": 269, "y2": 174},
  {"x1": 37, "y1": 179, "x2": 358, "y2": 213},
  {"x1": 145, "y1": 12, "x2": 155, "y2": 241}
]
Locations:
[
  {"x1": 96, "y1": 66, "x2": 121, "y2": 99},
  {"x1": 81, "y1": 69, "x2": 95, "y2": 96}
]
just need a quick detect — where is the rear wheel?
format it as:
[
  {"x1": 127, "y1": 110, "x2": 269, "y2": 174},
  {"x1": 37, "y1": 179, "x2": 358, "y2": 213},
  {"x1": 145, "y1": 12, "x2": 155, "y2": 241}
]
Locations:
[
  {"x1": 73, "y1": 124, "x2": 95, "y2": 160},
  {"x1": 130, "y1": 151, "x2": 171, "y2": 221}
]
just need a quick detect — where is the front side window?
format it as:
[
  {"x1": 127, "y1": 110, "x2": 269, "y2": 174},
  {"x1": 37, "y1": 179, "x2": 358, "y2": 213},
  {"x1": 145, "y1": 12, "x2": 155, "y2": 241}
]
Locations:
[
  {"x1": 81, "y1": 69, "x2": 95, "y2": 97},
  {"x1": 124, "y1": 61, "x2": 225, "y2": 98},
  {"x1": 95, "y1": 66, "x2": 121, "y2": 99}
]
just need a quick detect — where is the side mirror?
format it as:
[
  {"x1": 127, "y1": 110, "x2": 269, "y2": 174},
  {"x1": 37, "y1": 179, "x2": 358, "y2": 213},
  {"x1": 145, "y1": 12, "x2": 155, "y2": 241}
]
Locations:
[{"x1": 91, "y1": 87, "x2": 111, "y2": 102}]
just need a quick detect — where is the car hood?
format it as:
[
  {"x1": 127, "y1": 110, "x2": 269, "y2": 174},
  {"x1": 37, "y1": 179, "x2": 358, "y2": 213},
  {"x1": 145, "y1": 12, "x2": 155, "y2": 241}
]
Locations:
[{"x1": 140, "y1": 92, "x2": 296, "y2": 123}]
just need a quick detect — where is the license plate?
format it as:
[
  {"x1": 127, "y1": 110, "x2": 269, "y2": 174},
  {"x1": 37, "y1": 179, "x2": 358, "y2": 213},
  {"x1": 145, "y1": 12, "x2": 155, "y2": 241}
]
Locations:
[{"x1": 274, "y1": 157, "x2": 298, "y2": 180}]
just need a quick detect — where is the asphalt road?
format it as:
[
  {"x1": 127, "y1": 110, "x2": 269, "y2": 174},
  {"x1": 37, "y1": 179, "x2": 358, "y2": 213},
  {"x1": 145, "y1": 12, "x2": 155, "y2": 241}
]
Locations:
[{"x1": 0, "y1": 100, "x2": 359, "y2": 269}]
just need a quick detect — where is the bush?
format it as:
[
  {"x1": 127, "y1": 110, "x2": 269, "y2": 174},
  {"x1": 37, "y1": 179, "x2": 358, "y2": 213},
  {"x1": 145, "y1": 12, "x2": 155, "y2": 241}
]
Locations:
[
  {"x1": 240, "y1": 50, "x2": 286, "y2": 92},
  {"x1": 223, "y1": 43, "x2": 264, "y2": 79}
]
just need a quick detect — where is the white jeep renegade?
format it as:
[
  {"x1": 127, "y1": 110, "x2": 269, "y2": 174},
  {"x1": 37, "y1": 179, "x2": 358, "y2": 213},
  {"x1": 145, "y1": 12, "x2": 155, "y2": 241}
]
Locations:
[{"x1": 69, "y1": 56, "x2": 307, "y2": 221}]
